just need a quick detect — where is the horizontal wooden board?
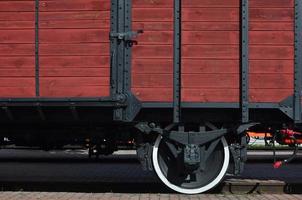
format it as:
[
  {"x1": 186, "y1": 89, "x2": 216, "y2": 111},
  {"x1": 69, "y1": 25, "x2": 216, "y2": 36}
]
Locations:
[
  {"x1": 182, "y1": 45, "x2": 294, "y2": 59},
  {"x1": 182, "y1": 22, "x2": 294, "y2": 31},
  {"x1": 0, "y1": 69, "x2": 34, "y2": 77},
  {"x1": 40, "y1": 29, "x2": 109, "y2": 44},
  {"x1": 133, "y1": 74, "x2": 293, "y2": 89},
  {"x1": 40, "y1": 77, "x2": 109, "y2": 87},
  {"x1": 133, "y1": 45, "x2": 294, "y2": 59},
  {"x1": 133, "y1": 21, "x2": 294, "y2": 32},
  {"x1": 0, "y1": 21, "x2": 34, "y2": 29},
  {"x1": 132, "y1": 87, "x2": 293, "y2": 103},
  {"x1": 40, "y1": 68, "x2": 110, "y2": 77},
  {"x1": 0, "y1": 78, "x2": 34, "y2": 87},
  {"x1": 40, "y1": 11, "x2": 110, "y2": 21},
  {"x1": 132, "y1": 59, "x2": 293, "y2": 74},
  {"x1": 182, "y1": 31, "x2": 293, "y2": 45},
  {"x1": 132, "y1": 0, "x2": 294, "y2": 8},
  {"x1": 0, "y1": 56, "x2": 34, "y2": 68},
  {"x1": 0, "y1": 1, "x2": 34, "y2": 12},
  {"x1": 0, "y1": 87, "x2": 35, "y2": 98},
  {"x1": 182, "y1": 8, "x2": 294, "y2": 22},
  {"x1": 184, "y1": 0, "x2": 293, "y2": 8},
  {"x1": 40, "y1": 86, "x2": 109, "y2": 97},
  {"x1": 40, "y1": 56, "x2": 109, "y2": 68},
  {"x1": 40, "y1": 44, "x2": 110, "y2": 56},
  {"x1": 40, "y1": 20, "x2": 109, "y2": 29},
  {"x1": 39, "y1": 0, "x2": 110, "y2": 11}
]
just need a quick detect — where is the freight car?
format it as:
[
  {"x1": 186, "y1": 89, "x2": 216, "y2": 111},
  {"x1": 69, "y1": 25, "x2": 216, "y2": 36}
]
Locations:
[{"x1": 0, "y1": 0, "x2": 301, "y2": 194}]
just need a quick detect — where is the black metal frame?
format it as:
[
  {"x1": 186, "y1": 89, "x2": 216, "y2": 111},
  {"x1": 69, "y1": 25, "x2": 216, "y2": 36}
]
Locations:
[
  {"x1": 240, "y1": 0, "x2": 249, "y2": 123},
  {"x1": 294, "y1": 0, "x2": 302, "y2": 123}
]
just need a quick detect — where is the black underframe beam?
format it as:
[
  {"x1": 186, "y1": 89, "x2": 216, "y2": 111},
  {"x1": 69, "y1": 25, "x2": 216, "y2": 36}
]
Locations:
[{"x1": 240, "y1": 0, "x2": 249, "y2": 123}]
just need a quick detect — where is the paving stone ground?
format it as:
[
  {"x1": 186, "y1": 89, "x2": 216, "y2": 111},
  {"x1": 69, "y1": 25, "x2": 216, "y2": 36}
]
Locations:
[{"x1": 0, "y1": 192, "x2": 301, "y2": 200}]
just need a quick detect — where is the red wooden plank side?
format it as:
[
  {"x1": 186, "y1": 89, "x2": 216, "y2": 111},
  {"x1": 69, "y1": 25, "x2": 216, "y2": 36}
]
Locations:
[
  {"x1": 0, "y1": 1, "x2": 35, "y2": 98},
  {"x1": 39, "y1": 0, "x2": 111, "y2": 98},
  {"x1": 132, "y1": 0, "x2": 174, "y2": 102},
  {"x1": 179, "y1": 0, "x2": 294, "y2": 103}
]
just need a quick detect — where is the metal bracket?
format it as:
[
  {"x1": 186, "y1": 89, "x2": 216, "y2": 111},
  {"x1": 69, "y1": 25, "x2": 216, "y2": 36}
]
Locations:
[
  {"x1": 124, "y1": 92, "x2": 142, "y2": 122},
  {"x1": 167, "y1": 129, "x2": 227, "y2": 146},
  {"x1": 279, "y1": 96, "x2": 294, "y2": 119}
]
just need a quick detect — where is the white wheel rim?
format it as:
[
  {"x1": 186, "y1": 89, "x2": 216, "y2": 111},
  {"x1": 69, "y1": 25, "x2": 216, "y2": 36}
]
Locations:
[{"x1": 152, "y1": 135, "x2": 230, "y2": 194}]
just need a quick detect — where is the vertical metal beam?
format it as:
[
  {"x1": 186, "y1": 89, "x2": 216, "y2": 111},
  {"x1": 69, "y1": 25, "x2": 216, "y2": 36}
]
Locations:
[
  {"x1": 111, "y1": 0, "x2": 125, "y2": 121},
  {"x1": 294, "y1": 0, "x2": 302, "y2": 122},
  {"x1": 240, "y1": 0, "x2": 249, "y2": 123},
  {"x1": 173, "y1": 0, "x2": 182, "y2": 123},
  {"x1": 110, "y1": 0, "x2": 118, "y2": 97},
  {"x1": 35, "y1": 0, "x2": 40, "y2": 97},
  {"x1": 124, "y1": 0, "x2": 132, "y2": 92}
]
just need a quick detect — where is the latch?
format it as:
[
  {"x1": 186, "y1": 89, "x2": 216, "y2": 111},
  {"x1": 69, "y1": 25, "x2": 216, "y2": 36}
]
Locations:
[{"x1": 109, "y1": 30, "x2": 144, "y2": 47}]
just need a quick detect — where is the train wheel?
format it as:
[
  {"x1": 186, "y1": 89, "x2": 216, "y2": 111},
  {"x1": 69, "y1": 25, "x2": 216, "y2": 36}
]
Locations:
[{"x1": 152, "y1": 135, "x2": 230, "y2": 194}]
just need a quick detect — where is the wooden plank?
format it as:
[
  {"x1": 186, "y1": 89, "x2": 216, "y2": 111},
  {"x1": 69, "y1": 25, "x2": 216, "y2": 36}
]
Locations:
[
  {"x1": 250, "y1": 74, "x2": 293, "y2": 89},
  {"x1": 182, "y1": 60, "x2": 294, "y2": 74},
  {"x1": 136, "y1": 31, "x2": 173, "y2": 44},
  {"x1": 0, "y1": 44, "x2": 34, "y2": 55},
  {"x1": 40, "y1": 68, "x2": 110, "y2": 77},
  {"x1": 183, "y1": 22, "x2": 294, "y2": 31},
  {"x1": 40, "y1": 77, "x2": 109, "y2": 87},
  {"x1": 133, "y1": 74, "x2": 293, "y2": 89},
  {"x1": 182, "y1": 31, "x2": 293, "y2": 45},
  {"x1": 40, "y1": 0, "x2": 110, "y2": 11},
  {"x1": 182, "y1": 89, "x2": 239, "y2": 102},
  {"x1": 0, "y1": 87, "x2": 35, "y2": 98},
  {"x1": 40, "y1": 29, "x2": 109, "y2": 44},
  {"x1": 250, "y1": 46, "x2": 294, "y2": 59},
  {"x1": 40, "y1": 44, "x2": 110, "y2": 56},
  {"x1": 40, "y1": 20, "x2": 109, "y2": 29},
  {"x1": 133, "y1": 22, "x2": 173, "y2": 31},
  {"x1": 181, "y1": 45, "x2": 293, "y2": 59},
  {"x1": 0, "y1": 21, "x2": 34, "y2": 29},
  {"x1": 132, "y1": 45, "x2": 173, "y2": 58},
  {"x1": 0, "y1": 30, "x2": 34, "y2": 44},
  {"x1": 250, "y1": 89, "x2": 293, "y2": 103},
  {"x1": 182, "y1": 8, "x2": 239, "y2": 22},
  {"x1": 132, "y1": 74, "x2": 172, "y2": 88},
  {"x1": 40, "y1": 86, "x2": 110, "y2": 97},
  {"x1": 250, "y1": 8, "x2": 293, "y2": 21},
  {"x1": 182, "y1": 8, "x2": 293, "y2": 22},
  {"x1": 0, "y1": 1, "x2": 34, "y2": 12},
  {"x1": 133, "y1": 8, "x2": 173, "y2": 22},
  {"x1": 0, "y1": 57, "x2": 34, "y2": 68},
  {"x1": 40, "y1": 56, "x2": 109, "y2": 68},
  {"x1": 132, "y1": 59, "x2": 293, "y2": 74},
  {"x1": 0, "y1": 69, "x2": 34, "y2": 77},
  {"x1": 0, "y1": 78, "x2": 35, "y2": 87},
  {"x1": 132, "y1": 87, "x2": 294, "y2": 103},
  {"x1": 40, "y1": 11, "x2": 110, "y2": 21},
  {"x1": 0, "y1": 12, "x2": 34, "y2": 21},
  {"x1": 183, "y1": 0, "x2": 294, "y2": 8},
  {"x1": 132, "y1": 87, "x2": 172, "y2": 102},
  {"x1": 132, "y1": 59, "x2": 173, "y2": 74}
]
